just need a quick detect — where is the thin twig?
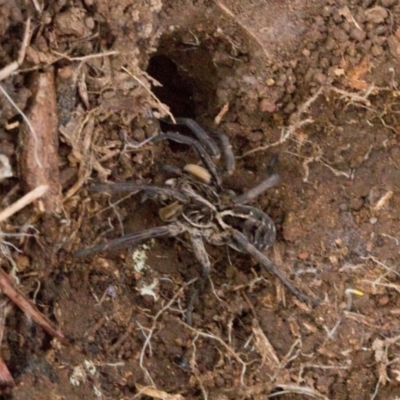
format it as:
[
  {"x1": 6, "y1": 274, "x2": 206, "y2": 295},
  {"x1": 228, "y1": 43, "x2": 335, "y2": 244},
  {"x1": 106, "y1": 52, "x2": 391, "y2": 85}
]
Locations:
[
  {"x1": 0, "y1": 85, "x2": 42, "y2": 168},
  {"x1": 0, "y1": 18, "x2": 31, "y2": 81},
  {"x1": 0, "y1": 185, "x2": 48, "y2": 222},
  {"x1": 241, "y1": 87, "x2": 324, "y2": 158},
  {"x1": 0, "y1": 267, "x2": 67, "y2": 343},
  {"x1": 121, "y1": 66, "x2": 176, "y2": 123},
  {"x1": 51, "y1": 50, "x2": 119, "y2": 62},
  {"x1": 138, "y1": 279, "x2": 196, "y2": 385},
  {"x1": 214, "y1": 0, "x2": 273, "y2": 62}
]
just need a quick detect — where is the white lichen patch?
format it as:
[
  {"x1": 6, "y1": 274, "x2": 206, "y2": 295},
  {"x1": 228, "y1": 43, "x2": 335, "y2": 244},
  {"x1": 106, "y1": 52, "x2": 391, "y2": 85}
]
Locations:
[
  {"x1": 70, "y1": 359, "x2": 97, "y2": 387},
  {"x1": 132, "y1": 243, "x2": 150, "y2": 273},
  {"x1": 70, "y1": 365, "x2": 86, "y2": 386},
  {"x1": 137, "y1": 278, "x2": 160, "y2": 301},
  {"x1": 93, "y1": 385, "x2": 102, "y2": 397},
  {"x1": 84, "y1": 359, "x2": 97, "y2": 376}
]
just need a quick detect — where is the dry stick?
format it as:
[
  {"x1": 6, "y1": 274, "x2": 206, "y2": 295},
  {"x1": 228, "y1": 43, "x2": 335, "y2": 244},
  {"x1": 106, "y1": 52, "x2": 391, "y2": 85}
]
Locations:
[
  {"x1": 0, "y1": 84, "x2": 42, "y2": 169},
  {"x1": 190, "y1": 333, "x2": 209, "y2": 400},
  {"x1": 121, "y1": 66, "x2": 176, "y2": 123},
  {"x1": 0, "y1": 268, "x2": 67, "y2": 343},
  {"x1": 0, "y1": 18, "x2": 31, "y2": 81},
  {"x1": 0, "y1": 185, "x2": 48, "y2": 223},
  {"x1": 0, "y1": 301, "x2": 14, "y2": 386},
  {"x1": 0, "y1": 356, "x2": 14, "y2": 387},
  {"x1": 0, "y1": 185, "x2": 67, "y2": 343},
  {"x1": 0, "y1": 18, "x2": 43, "y2": 169},
  {"x1": 51, "y1": 50, "x2": 119, "y2": 62}
]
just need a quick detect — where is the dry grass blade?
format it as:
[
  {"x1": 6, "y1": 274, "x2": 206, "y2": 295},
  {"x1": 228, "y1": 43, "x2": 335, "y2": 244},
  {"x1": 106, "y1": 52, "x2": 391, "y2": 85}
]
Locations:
[
  {"x1": 0, "y1": 18, "x2": 31, "y2": 81},
  {"x1": 0, "y1": 355, "x2": 14, "y2": 387},
  {"x1": 267, "y1": 384, "x2": 329, "y2": 399},
  {"x1": 241, "y1": 86, "x2": 324, "y2": 157},
  {"x1": 0, "y1": 301, "x2": 13, "y2": 386},
  {"x1": 252, "y1": 319, "x2": 280, "y2": 368},
  {"x1": 135, "y1": 384, "x2": 185, "y2": 400},
  {"x1": 121, "y1": 66, "x2": 175, "y2": 123},
  {"x1": 214, "y1": 0, "x2": 272, "y2": 61},
  {"x1": 0, "y1": 184, "x2": 66, "y2": 345}
]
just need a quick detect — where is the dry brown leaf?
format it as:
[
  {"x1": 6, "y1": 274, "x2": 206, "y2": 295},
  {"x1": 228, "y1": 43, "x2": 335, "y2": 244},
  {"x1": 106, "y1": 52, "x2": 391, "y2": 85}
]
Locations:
[{"x1": 344, "y1": 57, "x2": 372, "y2": 91}]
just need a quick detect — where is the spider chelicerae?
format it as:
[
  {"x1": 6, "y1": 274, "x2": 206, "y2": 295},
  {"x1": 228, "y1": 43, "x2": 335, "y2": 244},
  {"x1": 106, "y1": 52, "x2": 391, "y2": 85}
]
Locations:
[{"x1": 75, "y1": 118, "x2": 320, "y2": 321}]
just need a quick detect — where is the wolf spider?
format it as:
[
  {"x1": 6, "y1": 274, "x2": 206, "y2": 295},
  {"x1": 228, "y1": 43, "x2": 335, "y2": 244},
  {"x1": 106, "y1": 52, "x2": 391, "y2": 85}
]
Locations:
[{"x1": 76, "y1": 118, "x2": 319, "y2": 322}]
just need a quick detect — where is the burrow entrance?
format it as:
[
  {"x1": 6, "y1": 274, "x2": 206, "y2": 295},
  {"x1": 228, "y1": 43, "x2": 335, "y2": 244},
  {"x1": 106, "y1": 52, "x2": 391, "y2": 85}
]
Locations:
[{"x1": 146, "y1": 33, "x2": 222, "y2": 121}]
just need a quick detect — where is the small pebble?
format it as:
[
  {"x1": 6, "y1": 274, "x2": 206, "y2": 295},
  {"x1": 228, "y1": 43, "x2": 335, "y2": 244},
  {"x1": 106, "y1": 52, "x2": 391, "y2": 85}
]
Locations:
[
  {"x1": 369, "y1": 217, "x2": 378, "y2": 224},
  {"x1": 378, "y1": 295, "x2": 390, "y2": 306},
  {"x1": 298, "y1": 251, "x2": 309, "y2": 260},
  {"x1": 365, "y1": 6, "x2": 388, "y2": 24},
  {"x1": 266, "y1": 78, "x2": 275, "y2": 86},
  {"x1": 350, "y1": 28, "x2": 366, "y2": 42},
  {"x1": 371, "y1": 44, "x2": 383, "y2": 57},
  {"x1": 259, "y1": 98, "x2": 276, "y2": 113}
]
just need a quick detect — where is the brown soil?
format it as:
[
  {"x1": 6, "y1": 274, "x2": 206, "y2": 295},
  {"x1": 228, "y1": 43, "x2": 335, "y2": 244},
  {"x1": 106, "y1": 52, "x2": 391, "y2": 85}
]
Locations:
[{"x1": 1, "y1": 0, "x2": 400, "y2": 399}]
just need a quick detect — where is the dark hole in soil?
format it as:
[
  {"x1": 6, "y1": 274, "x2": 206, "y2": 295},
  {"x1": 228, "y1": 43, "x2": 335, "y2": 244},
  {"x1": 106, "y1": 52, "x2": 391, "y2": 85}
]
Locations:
[
  {"x1": 147, "y1": 55, "x2": 195, "y2": 118},
  {"x1": 147, "y1": 34, "x2": 219, "y2": 120},
  {"x1": 147, "y1": 39, "x2": 220, "y2": 157}
]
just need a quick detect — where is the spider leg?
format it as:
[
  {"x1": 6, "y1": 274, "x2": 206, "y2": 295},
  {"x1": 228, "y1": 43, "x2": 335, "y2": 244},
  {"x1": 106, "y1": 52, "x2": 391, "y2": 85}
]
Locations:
[
  {"x1": 74, "y1": 224, "x2": 184, "y2": 257},
  {"x1": 232, "y1": 230, "x2": 320, "y2": 306},
  {"x1": 173, "y1": 117, "x2": 235, "y2": 176},
  {"x1": 186, "y1": 230, "x2": 211, "y2": 325},
  {"x1": 233, "y1": 173, "x2": 281, "y2": 205},
  {"x1": 213, "y1": 132, "x2": 235, "y2": 176},
  {"x1": 152, "y1": 131, "x2": 222, "y2": 188},
  {"x1": 174, "y1": 118, "x2": 221, "y2": 159},
  {"x1": 89, "y1": 183, "x2": 189, "y2": 204}
]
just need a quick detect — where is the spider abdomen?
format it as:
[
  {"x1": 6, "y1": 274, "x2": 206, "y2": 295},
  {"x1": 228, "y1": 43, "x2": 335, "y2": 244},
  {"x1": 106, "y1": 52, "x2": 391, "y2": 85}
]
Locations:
[{"x1": 224, "y1": 205, "x2": 276, "y2": 252}]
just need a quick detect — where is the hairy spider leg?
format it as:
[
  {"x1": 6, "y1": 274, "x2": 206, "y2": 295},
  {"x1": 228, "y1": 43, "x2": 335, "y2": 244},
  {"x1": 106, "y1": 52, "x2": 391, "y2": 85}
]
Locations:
[
  {"x1": 74, "y1": 225, "x2": 184, "y2": 257},
  {"x1": 232, "y1": 230, "x2": 320, "y2": 306},
  {"x1": 186, "y1": 230, "x2": 212, "y2": 325},
  {"x1": 89, "y1": 183, "x2": 189, "y2": 204},
  {"x1": 152, "y1": 132, "x2": 222, "y2": 188},
  {"x1": 171, "y1": 117, "x2": 221, "y2": 159},
  {"x1": 163, "y1": 117, "x2": 235, "y2": 178},
  {"x1": 214, "y1": 132, "x2": 236, "y2": 176},
  {"x1": 233, "y1": 173, "x2": 281, "y2": 205}
]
